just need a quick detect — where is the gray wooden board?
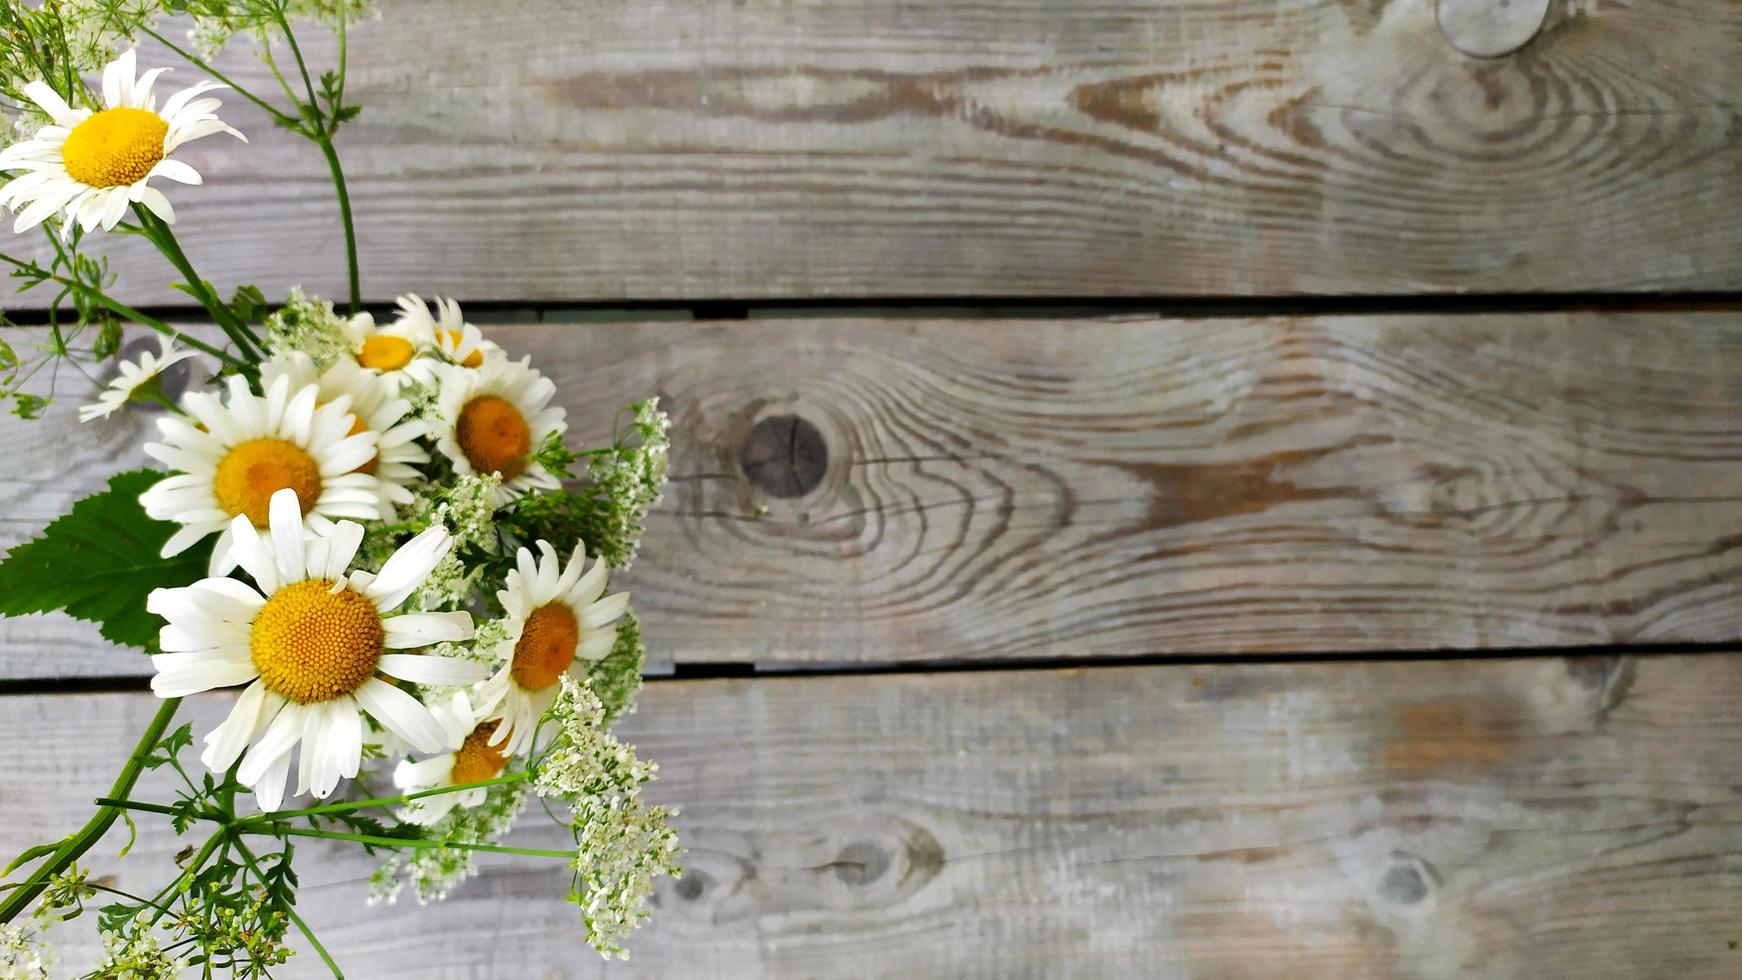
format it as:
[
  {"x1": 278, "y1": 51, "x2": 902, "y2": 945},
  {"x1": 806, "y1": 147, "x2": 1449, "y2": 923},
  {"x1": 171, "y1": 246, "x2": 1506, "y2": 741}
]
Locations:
[
  {"x1": 3, "y1": 653, "x2": 1741, "y2": 977},
  {"x1": 7, "y1": 0, "x2": 1742, "y2": 303},
  {"x1": 7, "y1": 312, "x2": 1742, "y2": 678}
]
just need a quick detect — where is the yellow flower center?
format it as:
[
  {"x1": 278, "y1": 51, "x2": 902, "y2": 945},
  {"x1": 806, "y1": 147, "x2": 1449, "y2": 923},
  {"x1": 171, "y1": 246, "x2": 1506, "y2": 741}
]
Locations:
[
  {"x1": 213, "y1": 437, "x2": 322, "y2": 528},
  {"x1": 455, "y1": 395, "x2": 530, "y2": 480},
  {"x1": 250, "y1": 579, "x2": 384, "y2": 704},
  {"x1": 61, "y1": 107, "x2": 167, "y2": 187},
  {"x1": 356, "y1": 335, "x2": 414, "y2": 371},
  {"x1": 439, "y1": 330, "x2": 484, "y2": 368},
  {"x1": 450, "y1": 721, "x2": 509, "y2": 784},
  {"x1": 510, "y1": 603, "x2": 578, "y2": 692}
]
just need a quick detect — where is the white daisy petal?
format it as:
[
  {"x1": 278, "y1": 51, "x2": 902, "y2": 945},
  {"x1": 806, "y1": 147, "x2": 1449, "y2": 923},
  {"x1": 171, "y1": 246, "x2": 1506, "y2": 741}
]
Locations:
[
  {"x1": 365, "y1": 525, "x2": 453, "y2": 611},
  {"x1": 268, "y1": 488, "x2": 306, "y2": 582},
  {"x1": 253, "y1": 747, "x2": 293, "y2": 813},
  {"x1": 238, "y1": 703, "x2": 304, "y2": 788},
  {"x1": 150, "y1": 657, "x2": 256, "y2": 697},
  {"x1": 201, "y1": 681, "x2": 278, "y2": 772},
  {"x1": 381, "y1": 612, "x2": 475, "y2": 649},
  {"x1": 378, "y1": 652, "x2": 488, "y2": 686},
  {"x1": 353, "y1": 677, "x2": 446, "y2": 754}
]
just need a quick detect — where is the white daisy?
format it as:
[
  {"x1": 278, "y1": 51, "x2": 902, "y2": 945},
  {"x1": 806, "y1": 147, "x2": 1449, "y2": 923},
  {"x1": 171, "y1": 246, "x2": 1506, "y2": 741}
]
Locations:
[
  {"x1": 147, "y1": 489, "x2": 487, "y2": 810},
  {"x1": 261, "y1": 351, "x2": 429, "y2": 518},
  {"x1": 479, "y1": 541, "x2": 627, "y2": 756},
  {"x1": 392, "y1": 692, "x2": 508, "y2": 826},
  {"x1": 391, "y1": 294, "x2": 501, "y2": 383},
  {"x1": 337, "y1": 311, "x2": 427, "y2": 392},
  {"x1": 430, "y1": 356, "x2": 566, "y2": 506},
  {"x1": 140, "y1": 373, "x2": 383, "y2": 572},
  {"x1": 78, "y1": 336, "x2": 196, "y2": 423},
  {"x1": 0, "y1": 49, "x2": 244, "y2": 235}
]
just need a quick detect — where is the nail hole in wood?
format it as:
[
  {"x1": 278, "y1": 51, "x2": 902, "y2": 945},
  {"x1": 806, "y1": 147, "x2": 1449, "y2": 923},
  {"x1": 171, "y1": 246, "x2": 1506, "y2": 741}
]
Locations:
[{"x1": 739, "y1": 414, "x2": 828, "y2": 498}]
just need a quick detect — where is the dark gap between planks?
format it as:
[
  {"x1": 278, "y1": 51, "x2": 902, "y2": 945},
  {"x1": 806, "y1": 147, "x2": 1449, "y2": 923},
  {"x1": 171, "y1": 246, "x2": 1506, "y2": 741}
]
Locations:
[
  {"x1": 2, "y1": 639, "x2": 1732, "y2": 698},
  {"x1": 6, "y1": 291, "x2": 1742, "y2": 327}
]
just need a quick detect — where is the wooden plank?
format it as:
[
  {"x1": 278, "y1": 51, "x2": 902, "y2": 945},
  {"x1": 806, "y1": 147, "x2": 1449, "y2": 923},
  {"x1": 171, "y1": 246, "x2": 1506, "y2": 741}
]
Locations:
[
  {"x1": 11, "y1": 0, "x2": 1742, "y2": 303},
  {"x1": 8, "y1": 311, "x2": 1742, "y2": 678},
  {"x1": 4, "y1": 654, "x2": 1741, "y2": 977}
]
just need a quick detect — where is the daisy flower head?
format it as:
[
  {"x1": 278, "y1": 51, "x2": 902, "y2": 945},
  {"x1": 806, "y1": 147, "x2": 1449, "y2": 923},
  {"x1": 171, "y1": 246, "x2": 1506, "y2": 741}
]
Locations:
[
  {"x1": 139, "y1": 373, "x2": 383, "y2": 572},
  {"x1": 431, "y1": 356, "x2": 566, "y2": 506},
  {"x1": 392, "y1": 693, "x2": 509, "y2": 826},
  {"x1": 0, "y1": 49, "x2": 245, "y2": 235},
  {"x1": 391, "y1": 293, "x2": 501, "y2": 381},
  {"x1": 337, "y1": 310, "x2": 427, "y2": 392},
  {"x1": 78, "y1": 336, "x2": 196, "y2": 423},
  {"x1": 480, "y1": 541, "x2": 628, "y2": 756},
  {"x1": 147, "y1": 489, "x2": 487, "y2": 810},
  {"x1": 262, "y1": 351, "x2": 430, "y2": 518}
]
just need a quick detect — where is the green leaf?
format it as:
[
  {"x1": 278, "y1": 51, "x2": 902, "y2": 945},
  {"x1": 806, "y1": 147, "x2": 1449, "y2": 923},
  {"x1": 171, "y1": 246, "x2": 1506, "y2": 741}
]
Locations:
[{"x1": 0, "y1": 468, "x2": 209, "y2": 650}]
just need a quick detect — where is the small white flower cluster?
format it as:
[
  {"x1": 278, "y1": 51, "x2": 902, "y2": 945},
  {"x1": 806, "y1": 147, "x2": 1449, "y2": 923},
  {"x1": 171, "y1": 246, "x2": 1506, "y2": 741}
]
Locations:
[
  {"x1": 262, "y1": 287, "x2": 355, "y2": 370},
  {"x1": 93, "y1": 927, "x2": 183, "y2": 980},
  {"x1": 0, "y1": 924, "x2": 54, "y2": 980},
  {"x1": 369, "y1": 780, "x2": 531, "y2": 905},
  {"x1": 535, "y1": 677, "x2": 682, "y2": 960},
  {"x1": 584, "y1": 399, "x2": 672, "y2": 569},
  {"x1": 189, "y1": 0, "x2": 380, "y2": 58}
]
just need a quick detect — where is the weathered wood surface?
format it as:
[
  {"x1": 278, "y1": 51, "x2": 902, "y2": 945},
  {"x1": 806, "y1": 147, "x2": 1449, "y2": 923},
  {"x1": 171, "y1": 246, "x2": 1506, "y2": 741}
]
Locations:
[
  {"x1": 13, "y1": 0, "x2": 1742, "y2": 304},
  {"x1": 8, "y1": 311, "x2": 1742, "y2": 678},
  {"x1": 4, "y1": 654, "x2": 1740, "y2": 977}
]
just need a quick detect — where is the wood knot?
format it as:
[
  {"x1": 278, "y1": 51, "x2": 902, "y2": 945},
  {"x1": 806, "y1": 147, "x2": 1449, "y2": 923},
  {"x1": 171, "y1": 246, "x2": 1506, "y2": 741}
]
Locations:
[
  {"x1": 1377, "y1": 852, "x2": 1439, "y2": 909},
  {"x1": 674, "y1": 868, "x2": 709, "y2": 901},
  {"x1": 832, "y1": 841, "x2": 891, "y2": 886},
  {"x1": 1437, "y1": 0, "x2": 1551, "y2": 58},
  {"x1": 739, "y1": 414, "x2": 828, "y2": 498}
]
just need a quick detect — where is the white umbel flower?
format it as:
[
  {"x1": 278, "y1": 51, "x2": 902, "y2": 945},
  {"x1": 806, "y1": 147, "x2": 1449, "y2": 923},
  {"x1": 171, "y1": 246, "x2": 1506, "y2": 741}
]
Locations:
[
  {"x1": 391, "y1": 293, "x2": 501, "y2": 384},
  {"x1": 140, "y1": 374, "x2": 383, "y2": 572},
  {"x1": 78, "y1": 336, "x2": 195, "y2": 422},
  {"x1": 392, "y1": 693, "x2": 507, "y2": 826},
  {"x1": 147, "y1": 489, "x2": 486, "y2": 811},
  {"x1": 0, "y1": 50, "x2": 244, "y2": 234},
  {"x1": 479, "y1": 541, "x2": 627, "y2": 756},
  {"x1": 430, "y1": 356, "x2": 566, "y2": 506},
  {"x1": 261, "y1": 351, "x2": 429, "y2": 519}
]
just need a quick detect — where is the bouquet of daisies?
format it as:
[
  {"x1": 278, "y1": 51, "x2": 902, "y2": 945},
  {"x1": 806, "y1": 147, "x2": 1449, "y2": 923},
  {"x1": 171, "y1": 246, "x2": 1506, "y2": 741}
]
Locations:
[{"x1": 0, "y1": 3, "x2": 680, "y2": 975}]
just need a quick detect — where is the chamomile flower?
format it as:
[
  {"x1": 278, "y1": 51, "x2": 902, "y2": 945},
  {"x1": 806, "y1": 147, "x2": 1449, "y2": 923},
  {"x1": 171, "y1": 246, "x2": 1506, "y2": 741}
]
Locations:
[
  {"x1": 0, "y1": 50, "x2": 244, "y2": 235},
  {"x1": 479, "y1": 541, "x2": 628, "y2": 756},
  {"x1": 147, "y1": 489, "x2": 487, "y2": 810},
  {"x1": 391, "y1": 294, "x2": 500, "y2": 382},
  {"x1": 393, "y1": 693, "x2": 508, "y2": 826},
  {"x1": 262, "y1": 351, "x2": 429, "y2": 518},
  {"x1": 78, "y1": 336, "x2": 195, "y2": 423},
  {"x1": 338, "y1": 311, "x2": 427, "y2": 392},
  {"x1": 430, "y1": 356, "x2": 566, "y2": 506},
  {"x1": 140, "y1": 374, "x2": 382, "y2": 572}
]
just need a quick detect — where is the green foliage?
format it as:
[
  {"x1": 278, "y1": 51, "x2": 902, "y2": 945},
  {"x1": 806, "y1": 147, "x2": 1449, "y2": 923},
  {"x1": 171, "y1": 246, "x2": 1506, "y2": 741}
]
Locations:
[
  {"x1": 588, "y1": 613, "x2": 646, "y2": 725},
  {"x1": 0, "y1": 468, "x2": 207, "y2": 650}
]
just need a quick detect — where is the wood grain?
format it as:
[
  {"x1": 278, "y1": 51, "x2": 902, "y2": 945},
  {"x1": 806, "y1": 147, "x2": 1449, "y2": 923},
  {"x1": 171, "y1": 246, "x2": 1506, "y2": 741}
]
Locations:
[
  {"x1": 11, "y1": 0, "x2": 1742, "y2": 303},
  {"x1": 4, "y1": 654, "x2": 1741, "y2": 977},
  {"x1": 8, "y1": 311, "x2": 1742, "y2": 678}
]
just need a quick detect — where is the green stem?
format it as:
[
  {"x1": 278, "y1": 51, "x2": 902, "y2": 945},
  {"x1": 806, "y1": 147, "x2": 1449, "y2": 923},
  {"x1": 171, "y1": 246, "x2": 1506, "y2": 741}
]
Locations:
[
  {"x1": 238, "y1": 773, "x2": 525, "y2": 826},
  {"x1": 231, "y1": 835, "x2": 344, "y2": 979},
  {"x1": 316, "y1": 136, "x2": 362, "y2": 314},
  {"x1": 0, "y1": 698, "x2": 181, "y2": 924},
  {"x1": 0, "y1": 253, "x2": 245, "y2": 368},
  {"x1": 91, "y1": 798, "x2": 183, "y2": 818},
  {"x1": 243, "y1": 824, "x2": 574, "y2": 860},
  {"x1": 132, "y1": 208, "x2": 264, "y2": 360}
]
